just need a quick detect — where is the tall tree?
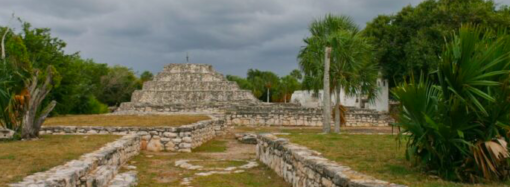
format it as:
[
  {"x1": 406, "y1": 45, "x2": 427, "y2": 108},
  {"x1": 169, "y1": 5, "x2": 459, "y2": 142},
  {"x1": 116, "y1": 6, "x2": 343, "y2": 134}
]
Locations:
[
  {"x1": 247, "y1": 69, "x2": 279, "y2": 102},
  {"x1": 98, "y1": 66, "x2": 140, "y2": 106},
  {"x1": 364, "y1": 0, "x2": 510, "y2": 88},
  {"x1": 299, "y1": 14, "x2": 378, "y2": 133},
  {"x1": 274, "y1": 75, "x2": 301, "y2": 103},
  {"x1": 1, "y1": 25, "x2": 56, "y2": 139},
  {"x1": 140, "y1": 71, "x2": 154, "y2": 83}
]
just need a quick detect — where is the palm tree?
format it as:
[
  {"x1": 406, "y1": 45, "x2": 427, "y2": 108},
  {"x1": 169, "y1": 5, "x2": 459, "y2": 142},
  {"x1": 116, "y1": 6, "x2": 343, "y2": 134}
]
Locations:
[
  {"x1": 247, "y1": 69, "x2": 279, "y2": 102},
  {"x1": 298, "y1": 14, "x2": 378, "y2": 133}
]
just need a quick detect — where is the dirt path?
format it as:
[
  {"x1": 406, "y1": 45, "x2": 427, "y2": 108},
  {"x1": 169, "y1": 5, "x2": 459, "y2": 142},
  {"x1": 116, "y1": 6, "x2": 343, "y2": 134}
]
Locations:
[{"x1": 125, "y1": 131, "x2": 290, "y2": 187}]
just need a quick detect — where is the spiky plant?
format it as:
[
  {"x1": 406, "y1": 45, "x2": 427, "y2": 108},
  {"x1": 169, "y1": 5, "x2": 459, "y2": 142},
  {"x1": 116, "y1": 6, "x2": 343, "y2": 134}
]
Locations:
[{"x1": 394, "y1": 25, "x2": 510, "y2": 182}]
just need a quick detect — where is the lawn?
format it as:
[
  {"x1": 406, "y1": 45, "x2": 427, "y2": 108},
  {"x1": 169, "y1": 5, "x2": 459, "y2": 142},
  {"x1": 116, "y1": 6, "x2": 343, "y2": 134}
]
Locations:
[
  {"x1": 277, "y1": 131, "x2": 510, "y2": 187},
  {"x1": 0, "y1": 135, "x2": 119, "y2": 186},
  {"x1": 43, "y1": 114, "x2": 210, "y2": 127}
]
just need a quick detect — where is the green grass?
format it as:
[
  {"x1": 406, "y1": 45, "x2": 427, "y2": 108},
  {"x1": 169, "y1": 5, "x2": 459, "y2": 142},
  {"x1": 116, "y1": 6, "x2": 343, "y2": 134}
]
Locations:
[
  {"x1": 192, "y1": 140, "x2": 227, "y2": 152},
  {"x1": 280, "y1": 132, "x2": 510, "y2": 187},
  {"x1": 0, "y1": 135, "x2": 119, "y2": 186},
  {"x1": 191, "y1": 164, "x2": 291, "y2": 187},
  {"x1": 128, "y1": 151, "x2": 290, "y2": 187}
]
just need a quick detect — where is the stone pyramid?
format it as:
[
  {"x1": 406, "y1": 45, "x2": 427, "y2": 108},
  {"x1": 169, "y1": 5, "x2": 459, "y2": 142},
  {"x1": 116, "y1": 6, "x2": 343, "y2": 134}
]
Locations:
[{"x1": 116, "y1": 63, "x2": 259, "y2": 113}]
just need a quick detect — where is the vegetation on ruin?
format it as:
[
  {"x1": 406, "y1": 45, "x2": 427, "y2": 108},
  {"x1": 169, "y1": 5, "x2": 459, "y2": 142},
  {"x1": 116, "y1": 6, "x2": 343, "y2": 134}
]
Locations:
[
  {"x1": 394, "y1": 25, "x2": 510, "y2": 182},
  {"x1": 43, "y1": 114, "x2": 210, "y2": 127},
  {"x1": 0, "y1": 135, "x2": 119, "y2": 186},
  {"x1": 364, "y1": 0, "x2": 510, "y2": 88}
]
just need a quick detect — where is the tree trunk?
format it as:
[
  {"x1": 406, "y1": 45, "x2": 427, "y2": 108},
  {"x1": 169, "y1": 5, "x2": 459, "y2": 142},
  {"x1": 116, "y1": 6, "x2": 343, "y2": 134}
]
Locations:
[
  {"x1": 267, "y1": 88, "x2": 270, "y2": 103},
  {"x1": 334, "y1": 85, "x2": 341, "y2": 133},
  {"x1": 284, "y1": 89, "x2": 287, "y2": 103},
  {"x1": 1, "y1": 27, "x2": 9, "y2": 60},
  {"x1": 322, "y1": 47, "x2": 332, "y2": 133},
  {"x1": 21, "y1": 67, "x2": 57, "y2": 139}
]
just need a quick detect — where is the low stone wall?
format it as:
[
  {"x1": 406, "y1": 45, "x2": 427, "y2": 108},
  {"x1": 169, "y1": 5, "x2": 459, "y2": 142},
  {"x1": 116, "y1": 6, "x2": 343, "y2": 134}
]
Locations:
[
  {"x1": 227, "y1": 104, "x2": 392, "y2": 127},
  {"x1": 10, "y1": 135, "x2": 141, "y2": 187},
  {"x1": 344, "y1": 107, "x2": 394, "y2": 127},
  {"x1": 40, "y1": 116, "x2": 226, "y2": 152},
  {"x1": 117, "y1": 102, "x2": 392, "y2": 127},
  {"x1": 256, "y1": 134, "x2": 405, "y2": 187},
  {"x1": 227, "y1": 104, "x2": 323, "y2": 126}
]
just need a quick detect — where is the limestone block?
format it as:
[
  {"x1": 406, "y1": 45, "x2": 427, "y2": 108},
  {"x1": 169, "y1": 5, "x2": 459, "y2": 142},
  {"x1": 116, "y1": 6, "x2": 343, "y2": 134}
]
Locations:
[
  {"x1": 163, "y1": 132, "x2": 177, "y2": 138},
  {"x1": 172, "y1": 138, "x2": 182, "y2": 143},
  {"x1": 0, "y1": 128, "x2": 14, "y2": 139},
  {"x1": 182, "y1": 137, "x2": 192, "y2": 143},
  {"x1": 147, "y1": 138, "x2": 163, "y2": 152},
  {"x1": 179, "y1": 143, "x2": 191, "y2": 149},
  {"x1": 164, "y1": 142, "x2": 175, "y2": 151}
]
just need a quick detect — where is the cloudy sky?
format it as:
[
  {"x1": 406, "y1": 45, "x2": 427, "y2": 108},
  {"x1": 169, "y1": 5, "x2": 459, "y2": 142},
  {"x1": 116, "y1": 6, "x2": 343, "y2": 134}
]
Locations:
[{"x1": 1, "y1": 0, "x2": 509, "y2": 77}]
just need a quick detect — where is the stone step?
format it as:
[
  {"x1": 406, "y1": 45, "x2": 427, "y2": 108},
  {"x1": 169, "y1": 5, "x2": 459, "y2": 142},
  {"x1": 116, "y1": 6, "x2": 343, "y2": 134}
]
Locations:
[
  {"x1": 154, "y1": 72, "x2": 226, "y2": 82},
  {"x1": 142, "y1": 81, "x2": 240, "y2": 91},
  {"x1": 131, "y1": 90, "x2": 258, "y2": 104}
]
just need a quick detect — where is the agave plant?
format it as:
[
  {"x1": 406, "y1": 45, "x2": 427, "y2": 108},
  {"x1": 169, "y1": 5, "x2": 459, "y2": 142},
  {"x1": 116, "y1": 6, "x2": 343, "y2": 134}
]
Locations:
[
  {"x1": 394, "y1": 25, "x2": 510, "y2": 182},
  {"x1": 0, "y1": 58, "x2": 28, "y2": 133}
]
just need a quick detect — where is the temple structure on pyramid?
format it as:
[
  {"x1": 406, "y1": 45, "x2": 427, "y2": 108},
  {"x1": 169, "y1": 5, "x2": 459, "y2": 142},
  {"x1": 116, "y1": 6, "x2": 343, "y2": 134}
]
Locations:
[{"x1": 116, "y1": 63, "x2": 260, "y2": 113}]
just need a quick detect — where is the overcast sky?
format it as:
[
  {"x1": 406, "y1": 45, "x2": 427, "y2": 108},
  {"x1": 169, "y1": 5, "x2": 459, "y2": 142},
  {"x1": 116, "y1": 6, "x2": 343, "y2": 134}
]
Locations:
[{"x1": 1, "y1": 0, "x2": 509, "y2": 77}]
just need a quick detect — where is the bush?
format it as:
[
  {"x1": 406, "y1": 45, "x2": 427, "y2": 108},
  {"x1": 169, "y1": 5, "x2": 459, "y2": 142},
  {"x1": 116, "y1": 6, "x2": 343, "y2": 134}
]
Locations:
[
  {"x1": 86, "y1": 96, "x2": 109, "y2": 114},
  {"x1": 394, "y1": 25, "x2": 510, "y2": 182}
]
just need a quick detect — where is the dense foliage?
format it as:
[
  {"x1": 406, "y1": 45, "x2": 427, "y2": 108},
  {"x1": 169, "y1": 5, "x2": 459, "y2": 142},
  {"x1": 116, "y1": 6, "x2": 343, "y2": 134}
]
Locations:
[
  {"x1": 0, "y1": 34, "x2": 30, "y2": 133},
  {"x1": 226, "y1": 69, "x2": 301, "y2": 103},
  {"x1": 365, "y1": 0, "x2": 510, "y2": 87},
  {"x1": 1, "y1": 22, "x2": 146, "y2": 116},
  {"x1": 394, "y1": 25, "x2": 510, "y2": 182}
]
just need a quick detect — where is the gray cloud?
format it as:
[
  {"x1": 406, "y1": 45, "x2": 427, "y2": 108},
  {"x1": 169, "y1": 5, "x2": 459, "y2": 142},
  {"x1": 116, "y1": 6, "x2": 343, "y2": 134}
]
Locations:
[{"x1": 0, "y1": 0, "x2": 509, "y2": 77}]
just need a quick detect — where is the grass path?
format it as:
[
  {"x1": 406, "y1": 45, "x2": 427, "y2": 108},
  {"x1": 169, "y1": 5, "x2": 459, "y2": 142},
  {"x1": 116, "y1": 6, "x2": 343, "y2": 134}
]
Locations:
[{"x1": 126, "y1": 132, "x2": 290, "y2": 187}]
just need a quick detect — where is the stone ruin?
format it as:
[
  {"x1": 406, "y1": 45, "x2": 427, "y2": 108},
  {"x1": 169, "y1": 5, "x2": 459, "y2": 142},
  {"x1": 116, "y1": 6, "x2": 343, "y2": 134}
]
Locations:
[
  {"x1": 117, "y1": 63, "x2": 259, "y2": 113},
  {"x1": 117, "y1": 63, "x2": 393, "y2": 127}
]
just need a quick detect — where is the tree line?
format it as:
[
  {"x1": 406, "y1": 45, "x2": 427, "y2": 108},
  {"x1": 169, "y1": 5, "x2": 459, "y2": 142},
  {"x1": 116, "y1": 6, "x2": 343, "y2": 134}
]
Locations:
[
  {"x1": 1, "y1": 21, "x2": 154, "y2": 116},
  {"x1": 226, "y1": 69, "x2": 302, "y2": 103}
]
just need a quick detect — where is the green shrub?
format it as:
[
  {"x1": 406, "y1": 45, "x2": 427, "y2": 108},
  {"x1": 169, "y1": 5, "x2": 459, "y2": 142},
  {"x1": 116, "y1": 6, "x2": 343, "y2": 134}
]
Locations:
[
  {"x1": 85, "y1": 96, "x2": 109, "y2": 114},
  {"x1": 394, "y1": 25, "x2": 510, "y2": 182}
]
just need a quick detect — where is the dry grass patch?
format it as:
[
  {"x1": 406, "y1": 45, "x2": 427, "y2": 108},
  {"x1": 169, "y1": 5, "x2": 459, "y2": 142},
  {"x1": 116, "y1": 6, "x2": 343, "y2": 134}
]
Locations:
[
  {"x1": 44, "y1": 114, "x2": 210, "y2": 127},
  {"x1": 0, "y1": 135, "x2": 118, "y2": 186}
]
